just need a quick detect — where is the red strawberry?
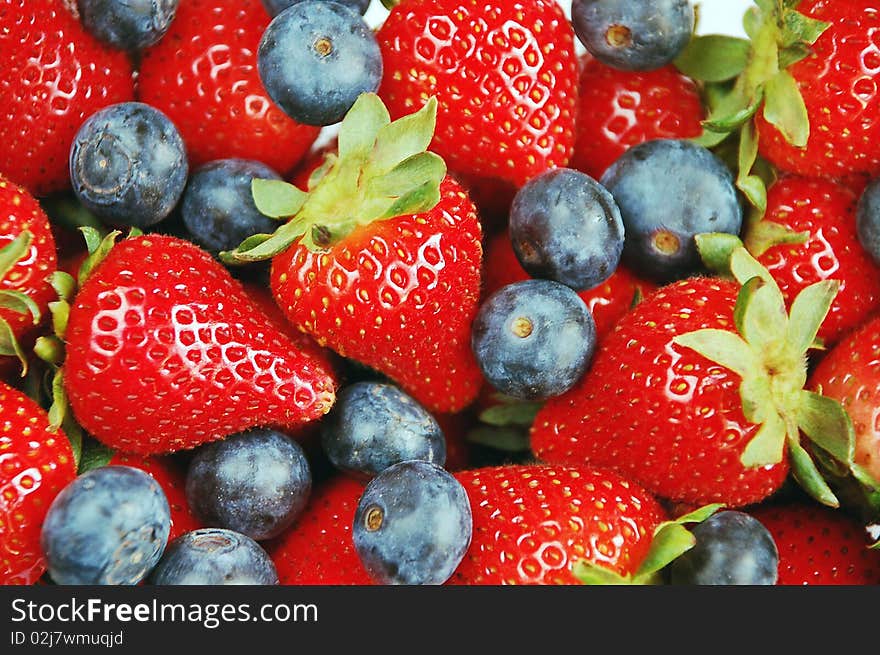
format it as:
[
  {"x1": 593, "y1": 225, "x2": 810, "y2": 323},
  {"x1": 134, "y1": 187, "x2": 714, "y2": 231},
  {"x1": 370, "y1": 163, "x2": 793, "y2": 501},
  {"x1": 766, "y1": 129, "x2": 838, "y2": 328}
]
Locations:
[
  {"x1": 749, "y1": 175, "x2": 880, "y2": 346},
  {"x1": 376, "y1": 0, "x2": 579, "y2": 188},
  {"x1": 751, "y1": 503, "x2": 880, "y2": 585},
  {"x1": 754, "y1": 0, "x2": 880, "y2": 178},
  {"x1": 108, "y1": 453, "x2": 202, "y2": 542},
  {"x1": 223, "y1": 94, "x2": 484, "y2": 414},
  {"x1": 0, "y1": 175, "x2": 57, "y2": 371},
  {"x1": 136, "y1": 0, "x2": 319, "y2": 175},
  {"x1": 570, "y1": 58, "x2": 704, "y2": 181},
  {"x1": 0, "y1": 381, "x2": 76, "y2": 585},
  {"x1": 266, "y1": 474, "x2": 372, "y2": 585},
  {"x1": 62, "y1": 234, "x2": 337, "y2": 455},
  {"x1": 448, "y1": 465, "x2": 669, "y2": 585},
  {"x1": 532, "y1": 248, "x2": 851, "y2": 508},
  {"x1": 0, "y1": 0, "x2": 134, "y2": 195},
  {"x1": 482, "y1": 230, "x2": 655, "y2": 343}
]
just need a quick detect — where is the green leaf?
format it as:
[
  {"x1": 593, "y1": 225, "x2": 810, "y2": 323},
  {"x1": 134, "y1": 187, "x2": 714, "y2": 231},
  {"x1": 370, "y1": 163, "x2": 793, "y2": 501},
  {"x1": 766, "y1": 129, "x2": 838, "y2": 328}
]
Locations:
[
  {"x1": 695, "y1": 232, "x2": 744, "y2": 274},
  {"x1": 729, "y1": 246, "x2": 776, "y2": 288},
  {"x1": 739, "y1": 278, "x2": 788, "y2": 350},
  {"x1": 34, "y1": 335, "x2": 64, "y2": 368},
  {"x1": 789, "y1": 438, "x2": 840, "y2": 507},
  {"x1": 78, "y1": 229, "x2": 122, "y2": 287},
  {"x1": 337, "y1": 92, "x2": 391, "y2": 162},
  {"x1": 781, "y1": 8, "x2": 830, "y2": 47},
  {"x1": 741, "y1": 410, "x2": 787, "y2": 467},
  {"x1": 77, "y1": 438, "x2": 116, "y2": 475},
  {"x1": 47, "y1": 368, "x2": 67, "y2": 430},
  {"x1": 478, "y1": 402, "x2": 543, "y2": 428},
  {"x1": 786, "y1": 280, "x2": 839, "y2": 354},
  {"x1": 673, "y1": 503, "x2": 726, "y2": 525},
  {"x1": 466, "y1": 427, "x2": 531, "y2": 453},
  {"x1": 743, "y1": 6, "x2": 764, "y2": 41},
  {"x1": 851, "y1": 462, "x2": 880, "y2": 492},
  {"x1": 0, "y1": 289, "x2": 40, "y2": 323},
  {"x1": 634, "y1": 523, "x2": 695, "y2": 581},
  {"x1": 40, "y1": 194, "x2": 104, "y2": 233},
  {"x1": 571, "y1": 560, "x2": 631, "y2": 585},
  {"x1": 674, "y1": 35, "x2": 752, "y2": 83},
  {"x1": 672, "y1": 329, "x2": 758, "y2": 378},
  {"x1": 251, "y1": 179, "x2": 308, "y2": 218},
  {"x1": 737, "y1": 121, "x2": 767, "y2": 212},
  {"x1": 702, "y1": 91, "x2": 763, "y2": 133},
  {"x1": 778, "y1": 43, "x2": 812, "y2": 69},
  {"x1": 80, "y1": 225, "x2": 104, "y2": 255},
  {"x1": 0, "y1": 317, "x2": 27, "y2": 375},
  {"x1": 61, "y1": 412, "x2": 83, "y2": 469},
  {"x1": 48, "y1": 299, "x2": 70, "y2": 340},
  {"x1": 733, "y1": 276, "x2": 763, "y2": 336},
  {"x1": 380, "y1": 180, "x2": 443, "y2": 221},
  {"x1": 0, "y1": 231, "x2": 33, "y2": 281},
  {"x1": 307, "y1": 153, "x2": 337, "y2": 191},
  {"x1": 367, "y1": 97, "x2": 438, "y2": 177},
  {"x1": 739, "y1": 176, "x2": 768, "y2": 215},
  {"x1": 739, "y1": 373, "x2": 774, "y2": 424},
  {"x1": 763, "y1": 70, "x2": 810, "y2": 148},
  {"x1": 48, "y1": 271, "x2": 76, "y2": 303},
  {"x1": 366, "y1": 152, "x2": 446, "y2": 200},
  {"x1": 220, "y1": 220, "x2": 309, "y2": 263},
  {"x1": 744, "y1": 220, "x2": 809, "y2": 257},
  {"x1": 794, "y1": 391, "x2": 854, "y2": 465}
]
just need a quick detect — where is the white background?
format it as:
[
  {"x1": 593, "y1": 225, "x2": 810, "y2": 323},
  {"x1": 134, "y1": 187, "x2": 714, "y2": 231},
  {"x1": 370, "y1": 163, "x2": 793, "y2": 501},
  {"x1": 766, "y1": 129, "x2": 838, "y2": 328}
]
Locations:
[{"x1": 363, "y1": 0, "x2": 753, "y2": 39}]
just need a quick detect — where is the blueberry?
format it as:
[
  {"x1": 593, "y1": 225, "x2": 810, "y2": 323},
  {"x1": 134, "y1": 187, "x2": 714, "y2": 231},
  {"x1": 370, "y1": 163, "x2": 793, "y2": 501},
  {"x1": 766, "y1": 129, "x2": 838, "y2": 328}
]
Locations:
[
  {"x1": 77, "y1": 0, "x2": 179, "y2": 51},
  {"x1": 257, "y1": 1, "x2": 383, "y2": 126},
  {"x1": 353, "y1": 461, "x2": 472, "y2": 585},
  {"x1": 321, "y1": 382, "x2": 445, "y2": 478},
  {"x1": 40, "y1": 466, "x2": 171, "y2": 585},
  {"x1": 69, "y1": 102, "x2": 188, "y2": 228},
  {"x1": 600, "y1": 139, "x2": 742, "y2": 283},
  {"x1": 149, "y1": 528, "x2": 279, "y2": 585},
  {"x1": 509, "y1": 168, "x2": 624, "y2": 291},
  {"x1": 857, "y1": 177, "x2": 880, "y2": 265},
  {"x1": 471, "y1": 279, "x2": 597, "y2": 401},
  {"x1": 181, "y1": 159, "x2": 281, "y2": 255},
  {"x1": 186, "y1": 429, "x2": 312, "y2": 541},
  {"x1": 669, "y1": 511, "x2": 779, "y2": 585},
  {"x1": 261, "y1": 0, "x2": 371, "y2": 18},
  {"x1": 571, "y1": 0, "x2": 695, "y2": 72}
]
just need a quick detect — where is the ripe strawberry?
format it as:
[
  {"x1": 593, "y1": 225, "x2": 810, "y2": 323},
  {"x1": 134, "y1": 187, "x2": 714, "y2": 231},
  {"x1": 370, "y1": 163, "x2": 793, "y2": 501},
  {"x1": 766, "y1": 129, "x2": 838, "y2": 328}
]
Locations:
[
  {"x1": 748, "y1": 175, "x2": 880, "y2": 347},
  {"x1": 266, "y1": 474, "x2": 372, "y2": 585},
  {"x1": 0, "y1": 381, "x2": 76, "y2": 585},
  {"x1": 223, "y1": 94, "x2": 484, "y2": 414},
  {"x1": 108, "y1": 453, "x2": 202, "y2": 542},
  {"x1": 751, "y1": 503, "x2": 880, "y2": 585},
  {"x1": 754, "y1": 0, "x2": 880, "y2": 178},
  {"x1": 532, "y1": 248, "x2": 851, "y2": 508},
  {"x1": 62, "y1": 234, "x2": 337, "y2": 455},
  {"x1": 570, "y1": 58, "x2": 704, "y2": 180},
  {"x1": 482, "y1": 230, "x2": 655, "y2": 343},
  {"x1": 0, "y1": 175, "x2": 57, "y2": 372},
  {"x1": 449, "y1": 465, "x2": 682, "y2": 585},
  {"x1": 376, "y1": 0, "x2": 579, "y2": 188},
  {"x1": 0, "y1": 0, "x2": 134, "y2": 195},
  {"x1": 136, "y1": 0, "x2": 320, "y2": 175}
]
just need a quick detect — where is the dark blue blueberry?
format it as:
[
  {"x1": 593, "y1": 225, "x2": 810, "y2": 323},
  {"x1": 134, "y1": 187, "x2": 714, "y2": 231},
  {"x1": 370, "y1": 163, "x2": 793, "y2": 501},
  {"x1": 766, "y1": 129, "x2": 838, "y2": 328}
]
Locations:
[
  {"x1": 181, "y1": 159, "x2": 281, "y2": 255},
  {"x1": 77, "y1": 0, "x2": 179, "y2": 51},
  {"x1": 321, "y1": 382, "x2": 445, "y2": 478},
  {"x1": 353, "y1": 461, "x2": 472, "y2": 585},
  {"x1": 40, "y1": 466, "x2": 171, "y2": 585},
  {"x1": 262, "y1": 0, "x2": 371, "y2": 18},
  {"x1": 857, "y1": 177, "x2": 880, "y2": 265},
  {"x1": 509, "y1": 168, "x2": 624, "y2": 291},
  {"x1": 186, "y1": 429, "x2": 312, "y2": 541},
  {"x1": 600, "y1": 139, "x2": 742, "y2": 283},
  {"x1": 471, "y1": 279, "x2": 596, "y2": 401},
  {"x1": 257, "y1": 1, "x2": 383, "y2": 126},
  {"x1": 669, "y1": 511, "x2": 779, "y2": 585},
  {"x1": 149, "y1": 528, "x2": 279, "y2": 585},
  {"x1": 571, "y1": 0, "x2": 695, "y2": 72},
  {"x1": 69, "y1": 101, "x2": 188, "y2": 228}
]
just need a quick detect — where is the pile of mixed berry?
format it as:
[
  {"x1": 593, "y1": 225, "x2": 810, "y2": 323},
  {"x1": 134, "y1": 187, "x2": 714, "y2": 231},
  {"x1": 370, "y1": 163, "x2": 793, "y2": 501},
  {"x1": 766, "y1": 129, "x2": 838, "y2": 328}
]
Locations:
[{"x1": 2, "y1": 0, "x2": 880, "y2": 587}]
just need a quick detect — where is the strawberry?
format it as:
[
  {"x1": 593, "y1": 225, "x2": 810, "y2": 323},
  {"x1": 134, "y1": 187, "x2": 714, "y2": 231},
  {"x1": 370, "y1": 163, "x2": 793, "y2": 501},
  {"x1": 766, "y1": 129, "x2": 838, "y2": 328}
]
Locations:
[
  {"x1": 0, "y1": 175, "x2": 57, "y2": 372},
  {"x1": 449, "y1": 464, "x2": 720, "y2": 585},
  {"x1": 266, "y1": 474, "x2": 372, "y2": 585},
  {"x1": 482, "y1": 230, "x2": 655, "y2": 343},
  {"x1": 0, "y1": 0, "x2": 134, "y2": 195},
  {"x1": 746, "y1": 175, "x2": 880, "y2": 347},
  {"x1": 222, "y1": 94, "x2": 483, "y2": 414},
  {"x1": 532, "y1": 247, "x2": 853, "y2": 508},
  {"x1": 108, "y1": 453, "x2": 202, "y2": 542},
  {"x1": 750, "y1": 502, "x2": 880, "y2": 585},
  {"x1": 136, "y1": 0, "x2": 320, "y2": 176},
  {"x1": 375, "y1": 0, "x2": 579, "y2": 188},
  {"x1": 61, "y1": 233, "x2": 337, "y2": 455},
  {"x1": 0, "y1": 381, "x2": 76, "y2": 585},
  {"x1": 570, "y1": 58, "x2": 704, "y2": 181}
]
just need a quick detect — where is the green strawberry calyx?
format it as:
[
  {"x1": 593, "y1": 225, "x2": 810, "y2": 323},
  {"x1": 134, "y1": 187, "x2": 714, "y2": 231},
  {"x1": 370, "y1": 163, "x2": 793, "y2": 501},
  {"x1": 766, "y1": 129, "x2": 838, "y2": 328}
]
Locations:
[
  {"x1": 220, "y1": 93, "x2": 446, "y2": 263},
  {"x1": 676, "y1": 0, "x2": 830, "y2": 216},
  {"x1": 677, "y1": 238, "x2": 854, "y2": 508},
  {"x1": 0, "y1": 231, "x2": 42, "y2": 374},
  {"x1": 573, "y1": 504, "x2": 725, "y2": 585}
]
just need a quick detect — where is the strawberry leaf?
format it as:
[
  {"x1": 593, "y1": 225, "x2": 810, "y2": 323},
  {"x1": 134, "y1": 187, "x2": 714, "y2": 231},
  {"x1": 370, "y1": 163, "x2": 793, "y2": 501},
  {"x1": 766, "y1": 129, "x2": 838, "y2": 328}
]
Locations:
[
  {"x1": 0, "y1": 317, "x2": 27, "y2": 375},
  {"x1": 466, "y1": 427, "x2": 531, "y2": 453},
  {"x1": 741, "y1": 409, "x2": 786, "y2": 466},
  {"x1": 220, "y1": 220, "x2": 309, "y2": 263},
  {"x1": 367, "y1": 97, "x2": 438, "y2": 177},
  {"x1": 672, "y1": 329, "x2": 758, "y2": 378},
  {"x1": 789, "y1": 438, "x2": 840, "y2": 507},
  {"x1": 0, "y1": 230, "x2": 33, "y2": 281},
  {"x1": 743, "y1": 220, "x2": 809, "y2": 258},
  {"x1": 795, "y1": 391, "x2": 854, "y2": 466},
  {"x1": 77, "y1": 228, "x2": 122, "y2": 287},
  {"x1": 251, "y1": 179, "x2": 308, "y2": 218},
  {"x1": 781, "y1": 8, "x2": 830, "y2": 47},
  {"x1": 729, "y1": 247, "x2": 776, "y2": 288},
  {"x1": 337, "y1": 92, "x2": 391, "y2": 162},
  {"x1": 763, "y1": 70, "x2": 810, "y2": 147},
  {"x1": 571, "y1": 561, "x2": 631, "y2": 585},
  {"x1": 674, "y1": 35, "x2": 752, "y2": 83},
  {"x1": 786, "y1": 280, "x2": 839, "y2": 354},
  {"x1": 695, "y1": 232, "x2": 744, "y2": 274},
  {"x1": 0, "y1": 290, "x2": 40, "y2": 323},
  {"x1": 77, "y1": 438, "x2": 115, "y2": 475},
  {"x1": 737, "y1": 121, "x2": 767, "y2": 213},
  {"x1": 479, "y1": 402, "x2": 543, "y2": 428},
  {"x1": 739, "y1": 279, "x2": 788, "y2": 351},
  {"x1": 733, "y1": 276, "x2": 763, "y2": 336}
]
